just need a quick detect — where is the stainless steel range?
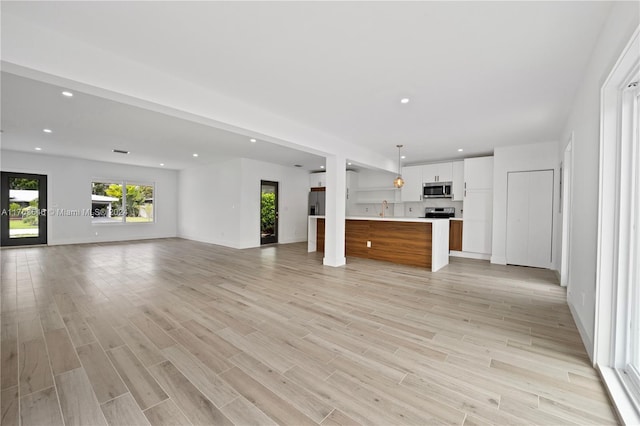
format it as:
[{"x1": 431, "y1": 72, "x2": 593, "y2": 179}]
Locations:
[{"x1": 425, "y1": 207, "x2": 455, "y2": 218}]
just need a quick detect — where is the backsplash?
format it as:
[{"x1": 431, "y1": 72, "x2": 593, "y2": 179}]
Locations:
[
  {"x1": 348, "y1": 203, "x2": 398, "y2": 217},
  {"x1": 402, "y1": 200, "x2": 464, "y2": 218},
  {"x1": 346, "y1": 200, "x2": 463, "y2": 218}
]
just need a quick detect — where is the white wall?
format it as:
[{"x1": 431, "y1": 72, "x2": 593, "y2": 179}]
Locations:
[
  {"x1": 491, "y1": 142, "x2": 559, "y2": 267},
  {"x1": 178, "y1": 157, "x2": 309, "y2": 249},
  {"x1": 177, "y1": 157, "x2": 243, "y2": 247},
  {"x1": 1, "y1": 150, "x2": 178, "y2": 245},
  {"x1": 559, "y1": 2, "x2": 639, "y2": 358}
]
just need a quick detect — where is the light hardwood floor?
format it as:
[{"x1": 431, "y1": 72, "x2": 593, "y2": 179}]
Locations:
[{"x1": 1, "y1": 238, "x2": 618, "y2": 425}]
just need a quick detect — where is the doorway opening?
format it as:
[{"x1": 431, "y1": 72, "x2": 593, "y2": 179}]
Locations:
[
  {"x1": 260, "y1": 180, "x2": 278, "y2": 245},
  {"x1": 1, "y1": 172, "x2": 48, "y2": 246}
]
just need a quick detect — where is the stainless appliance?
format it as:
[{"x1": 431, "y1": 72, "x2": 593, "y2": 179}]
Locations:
[
  {"x1": 425, "y1": 207, "x2": 455, "y2": 218},
  {"x1": 308, "y1": 190, "x2": 326, "y2": 215},
  {"x1": 423, "y1": 182, "x2": 453, "y2": 199}
]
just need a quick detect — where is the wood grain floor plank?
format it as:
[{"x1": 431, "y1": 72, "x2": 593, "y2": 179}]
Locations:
[
  {"x1": 1, "y1": 323, "x2": 18, "y2": 390},
  {"x1": 44, "y1": 328, "x2": 81, "y2": 375},
  {"x1": 143, "y1": 399, "x2": 191, "y2": 426},
  {"x1": 129, "y1": 314, "x2": 176, "y2": 349},
  {"x1": 230, "y1": 351, "x2": 334, "y2": 423},
  {"x1": 1, "y1": 240, "x2": 617, "y2": 425},
  {"x1": 107, "y1": 345, "x2": 168, "y2": 410},
  {"x1": 62, "y1": 312, "x2": 96, "y2": 347},
  {"x1": 321, "y1": 408, "x2": 363, "y2": 426},
  {"x1": 55, "y1": 368, "x2": 108, "y2": 426},
  {"x1": 220, "y1": 396, "x2": 278, "y2": 426},
  {"x1": 149, "y1": 361, "x2": 233, "y2": 426},
  {"x1": 101, "y1": 393, "x2": 150, "y2": 426},
  {"x1": 116, "y1": 324, "x2": 165, "y2": 367},
  {"x1": 19, "y1": 386, "x2": 63, "y2": 426},
  {"x1": 220, "y1": 367, "x2": 316, "y2": 426},
  {"x1": 85, "y1": 315, "x2": 125, "y2": 350},
  {"x1": 76, "y1": 342, "x2": 128, "y2": 403},
  {"x1": 161, "y1": 344, "x2": 238, "y2": 407},
  {"x1": 0, "y1": 386, "x2": 19, "y2": 426},
  {"x1": 19, "y1": 338, "x2": 54, "y2": 396}
]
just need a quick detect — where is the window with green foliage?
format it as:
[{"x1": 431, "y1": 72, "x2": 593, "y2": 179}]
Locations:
[{"x1": 91, "y1": 181, "x2": 154, "y2": 223}]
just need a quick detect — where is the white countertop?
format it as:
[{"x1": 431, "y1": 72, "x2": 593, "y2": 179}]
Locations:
[{"x1": 309, "y1": 216, "x2": 449, "y2": 223}]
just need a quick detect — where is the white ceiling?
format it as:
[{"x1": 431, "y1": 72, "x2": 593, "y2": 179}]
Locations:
[
  {"x1": 1, "y1": 72, "x2": 326, "y2": 170},
  {"x1": 1, "y1": 1, "x2": 613, "y2": 167}
]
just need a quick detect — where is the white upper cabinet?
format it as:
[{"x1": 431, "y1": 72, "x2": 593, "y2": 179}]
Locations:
[
  {"x1": 464, "y1": 156, "x2": 493, "y2": 190},
  {"x1": 400, "y1": 165, "x2": 423, "y2": 202},
  {"x1": 309, "y1": 172, "x2": 326, "y2": 188},
  {"x1": 422, "y1": 162, "x2": 453, "y2": 183},
  {"x1": 452, "y1": 161, "x2": 464, "y2": 201}
]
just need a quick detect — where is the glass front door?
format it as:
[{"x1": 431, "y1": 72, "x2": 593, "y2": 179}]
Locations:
[
  {"x1": 260, "y1": 180, "x2": 278, "y2": 245},
  {"x1": 1, "y1": 172, "x2": 48, "y2": 246}
]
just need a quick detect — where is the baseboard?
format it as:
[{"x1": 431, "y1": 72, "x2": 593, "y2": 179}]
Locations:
[
  {"x1": 450, "y1": 251, "x2": 491, "y2": 260},
  {"x1": 49, "y1": 234, "x2": 177, "y2": 246},
  {"x1": 490, "y1": 255, "x2": 507, "y2": 265},
  {"x1": 178, "y1": 233, "x2": 243, "y2": 249},
  {"x1": 568, "y1": 299, "x2": 594, "y2": 362}
]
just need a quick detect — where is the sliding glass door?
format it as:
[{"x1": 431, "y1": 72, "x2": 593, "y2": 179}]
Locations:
[{"x1": 1, "y1": 172, "x2": 48, "y2": 246}]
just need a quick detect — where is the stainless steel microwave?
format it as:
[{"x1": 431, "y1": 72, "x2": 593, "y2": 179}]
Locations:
[{"x1": 423, "y1": 182, "x2": 453, "y2": 199}]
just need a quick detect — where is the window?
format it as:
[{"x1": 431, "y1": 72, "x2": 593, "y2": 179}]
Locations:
[
  {"x1": 91, "y1": 181, "x2": 154, "y2": 223},
  {"x1": 595, "y1": 28, "x2": 640, "y2": 424}
]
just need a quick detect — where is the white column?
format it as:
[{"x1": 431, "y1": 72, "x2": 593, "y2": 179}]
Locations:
[{"x1": 323, "y1": 154, "x2": 346, "y2": 267}]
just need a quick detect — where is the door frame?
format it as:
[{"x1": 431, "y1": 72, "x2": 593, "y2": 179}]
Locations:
[
  {"x1": 1, "y1": 171, "x2": 48, "y2": 246},
  {"x1": 260, "y1": 180, "x2": 279, "y2": 245},
  {"x1": 560, "y1": 135, "x2": 574, "y2": 287}
]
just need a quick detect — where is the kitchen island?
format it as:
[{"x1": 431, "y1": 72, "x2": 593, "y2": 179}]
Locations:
[{"x1": 308, "y1": 216, "x2": 449, "y2": 271}]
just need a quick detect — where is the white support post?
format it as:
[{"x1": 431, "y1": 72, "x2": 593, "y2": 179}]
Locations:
[{"x1": 323, "y1": 154, "x2": 347, "y2": 267}]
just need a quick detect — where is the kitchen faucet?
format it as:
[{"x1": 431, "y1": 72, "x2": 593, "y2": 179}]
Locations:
[{"x1": 380, "y1": 200, "x2": 388, "y2": 218}]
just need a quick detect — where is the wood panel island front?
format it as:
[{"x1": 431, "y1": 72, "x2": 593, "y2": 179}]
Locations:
[{"x1": 308, "y1": 216, "x2": 449, "y2": 271}]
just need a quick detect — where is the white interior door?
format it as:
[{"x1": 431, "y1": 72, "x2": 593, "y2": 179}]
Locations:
[
  {"x1": 506, "y1": 173, "x2": 529, "y2": 266},
  {"x1": 506, "y1": 170, "x2": 554, "y2": 268}
]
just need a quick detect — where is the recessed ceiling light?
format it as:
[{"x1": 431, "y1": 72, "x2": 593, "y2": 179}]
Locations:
[
  {"x1": 61, "y1": 91, "x2": 74, "y2": 97},
  {"x1": 400, "y1": 98, "x2": 410, "y2": 104},
  {"x1": 458, "y1": 148, "x2": 464, "y2": 152},
  {"x1": 193, "y1": 153, "x2": 199, "y2": 157},
  {"x1": 401, "y1": 155, "x2": 406, "y2": 159},
  {"x1": 43, "y1": 128, "x2": 52, "y2": 133},
  {"x1": 250, "y1": 138, "x2": 257, "y2": 143},
  {"x1": 160, "y1": 163, "x2": 165, "y2": 166},
  {"x1": 34, "y1": 147, "x2": 42, "y2": 151},
  {"x1": 320, "y1": 165, "x2": 325, "y2": 169},
  {"x1": 348, "y1": 162, "x2": 352, "y2": 166}
]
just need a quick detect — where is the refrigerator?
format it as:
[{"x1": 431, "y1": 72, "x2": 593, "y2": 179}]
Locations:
[{"x1": 308, "y1": 190, "x2": 326, "y2": 216}]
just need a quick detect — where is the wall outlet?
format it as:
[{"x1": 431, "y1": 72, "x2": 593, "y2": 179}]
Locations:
[
  {"x1": 365, "y1": 207, "x2": 368, "y2": 212},
  {"x1": 409, "y1": 207, "x2": 412, "y2": 212},
  {"x1": 367, "y1": 240, "x2": 371, "y2": 248}
]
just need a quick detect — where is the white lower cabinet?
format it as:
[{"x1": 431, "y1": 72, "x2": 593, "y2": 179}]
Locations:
[{"x1": 462, "y1": 190, "x2": 493, "y2": 254}]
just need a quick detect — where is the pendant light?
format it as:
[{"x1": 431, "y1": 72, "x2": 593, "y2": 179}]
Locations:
[{"x1": 393, "y1": 144, "x2": 404, "y2": 188}]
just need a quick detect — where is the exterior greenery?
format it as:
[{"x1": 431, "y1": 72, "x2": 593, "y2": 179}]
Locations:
[{"x1": 261, "y1": 192, "x2": 276, "y2": 233}]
